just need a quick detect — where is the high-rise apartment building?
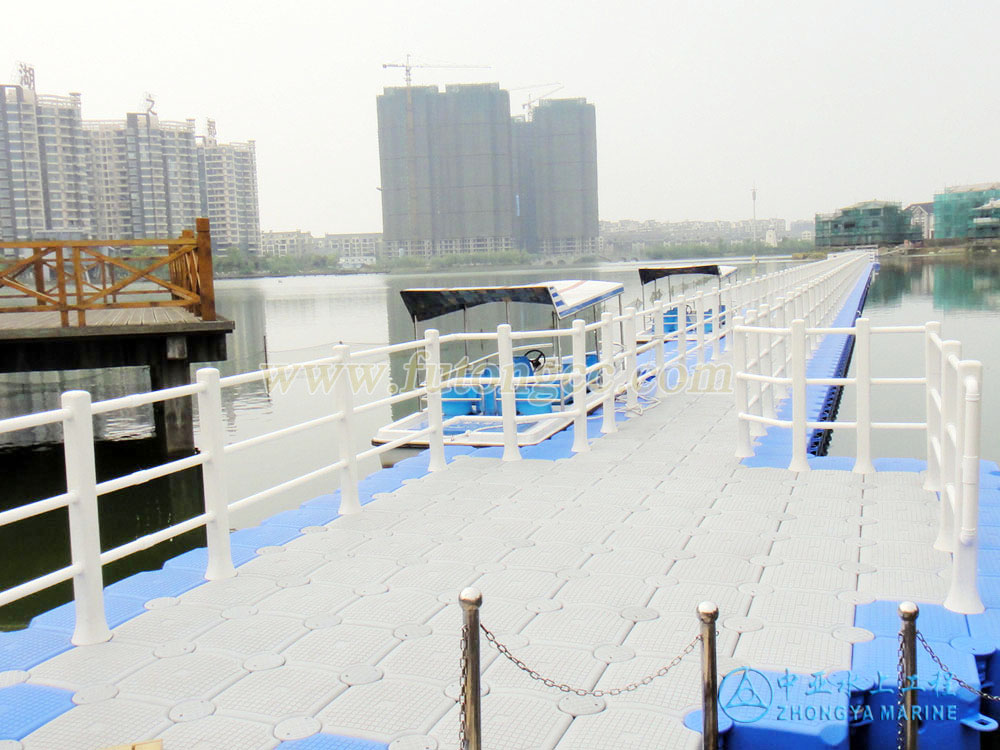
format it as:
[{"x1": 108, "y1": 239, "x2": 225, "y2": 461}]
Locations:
[
  {"x1": 86, "y1": 114, "x2": 200, "y2": 239},
  {"x1": 126, "y1": 113, "x2": 200, "y2": 238},
  {"x1": 198, "y1": 122, "x2": 260, "y2": 252},
  {"x1": 35, "y1": 93, "x2": 93, "y2": 238},
  {"x1": 2, "y1": 76, "x2": 261, "y2": 248},
  {"x1": 514, "y1": 98, "x2": 598, "y2": 256},
  {"x1": 1, "y1": 85, "x2": 94, "y2": 241},
  {"x1": 85, "y1": 120, "x2": 131, "y2": 239},
  {"x1": 377, "y1": 83, "x2": 598, "y2": 258},
  {"x1": 0, "y1": 85, "x2": 46, "y2": 241},
  {"x1": 377, "y1": 83, "x2": 517, "y2": 257}
]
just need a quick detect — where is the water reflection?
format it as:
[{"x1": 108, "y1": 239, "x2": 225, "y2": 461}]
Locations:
[{"x1": 832, "y1": 256, "x2": 1000, "y2": 462}]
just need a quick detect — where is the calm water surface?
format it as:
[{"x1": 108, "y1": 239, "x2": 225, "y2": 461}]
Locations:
[{"x1": 831, "y1": 256, "x2": 1000, "y2": 463}]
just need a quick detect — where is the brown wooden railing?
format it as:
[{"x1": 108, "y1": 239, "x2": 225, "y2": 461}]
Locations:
[{"x1": 0, "y1": 218, "x2": 216, "y2": 327}]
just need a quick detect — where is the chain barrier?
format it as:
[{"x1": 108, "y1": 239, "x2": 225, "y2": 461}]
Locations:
[
  {"x1": 480, "y1": 621, "x2": 702, "y2": 697},
  {"x1": 917, "y1": 631, "x2": 1000, "y2": 702}
]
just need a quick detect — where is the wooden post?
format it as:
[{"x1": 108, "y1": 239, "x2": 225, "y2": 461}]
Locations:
[
  {"x1": 72, "y1": 246, "x2": 88, "y2": 327},
  {"x1": 55, "y1": 246, "x2": 69, "y2": 327},
  {"x1": 196, "y1": 218, "x2": 216, "y2": 321},
  {"x1": 33, "y1": 251, "x2": 45, "y2": 297}
]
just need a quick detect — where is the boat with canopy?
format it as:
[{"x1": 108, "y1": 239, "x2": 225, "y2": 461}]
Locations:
[
  {"x1": 372, "y1": 280, "x2": 625, "y2": 463},
  {"x1": 637, "y1": 263, "x2": 737, "y2": 340}
]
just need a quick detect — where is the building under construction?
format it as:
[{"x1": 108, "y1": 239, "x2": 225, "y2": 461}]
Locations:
[
  {"x1": 376, "y1": 82, "x2": 598, "y2": 258},
  {"x1": 934, "y1": 183, "x2": 1000, "y2": 239},
  {"x1": 814, "y1": 200, "x2": 919, "y2": 248},
  {"x1": 513, "y1": 98, "x2": 598, "y2": 256}
]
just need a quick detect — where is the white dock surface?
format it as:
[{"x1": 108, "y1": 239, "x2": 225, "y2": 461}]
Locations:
[{"x1": 18, "y1": 356, "x2": 946, "y2": 749}]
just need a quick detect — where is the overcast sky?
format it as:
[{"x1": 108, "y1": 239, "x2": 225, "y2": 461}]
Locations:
[{"x1": 7, "y1": 0, "x2": 1000, "y2": 233}]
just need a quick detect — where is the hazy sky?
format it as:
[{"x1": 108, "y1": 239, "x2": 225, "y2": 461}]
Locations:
[{"x1": 7, "y1": 0, "x2": 1000, "y2": 233}]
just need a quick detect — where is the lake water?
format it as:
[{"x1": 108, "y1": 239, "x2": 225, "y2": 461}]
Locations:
[
  {"x1": 830, "y1": 256, "x2": 1000, "y2": 463},
  {"x1": 2, "y1": 255, "x2": 997, "y2": 627}
]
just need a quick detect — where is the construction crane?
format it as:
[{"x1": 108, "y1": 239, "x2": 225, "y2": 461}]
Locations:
[
  {"x1": 510, "y1": 83, "x2": 564, "y2": 120},
  {"x1": 381, "y1": 55, "x2": 490, "y2": 254},
  {"x1": 382, "y1": 54, "x2": 490, "y2": 87}
]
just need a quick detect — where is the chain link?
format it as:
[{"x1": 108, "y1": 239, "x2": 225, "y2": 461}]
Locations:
[
  {"x1": 480, "y1": 622, "x2": 701, "y2": 697},
  {"x1": 459, "y1": 623, "x2": 468, "y2": 750},
  {"x1": 917, "y1": 631, "x2": 1000, "y2": 702}
]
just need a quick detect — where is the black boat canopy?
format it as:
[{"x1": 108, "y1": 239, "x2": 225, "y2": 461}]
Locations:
[
  {"x1": 638, "y1": 264, "x2": 738, "y2": 286},
  {"x1": 400, "y1": 280, "x2": 625, "y2": 323}
]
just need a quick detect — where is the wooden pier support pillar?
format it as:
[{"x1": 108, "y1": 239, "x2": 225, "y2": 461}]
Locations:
[{"x1": 150, "y1": 336, "x2": 194, "y2": 455}]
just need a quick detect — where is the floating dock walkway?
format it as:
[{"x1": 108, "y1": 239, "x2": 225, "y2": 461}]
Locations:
[{"x1": 3, "y1": 254, "x2": 1000, "y2": 749}]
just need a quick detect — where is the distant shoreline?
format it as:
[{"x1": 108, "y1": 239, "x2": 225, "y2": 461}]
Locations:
[{"x1": 214, "y1": 253, "x2": 802, "y2": 282}]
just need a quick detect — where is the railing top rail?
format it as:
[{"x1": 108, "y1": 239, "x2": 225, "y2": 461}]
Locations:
[
  {"x1": 90, "y1": 382, "x2": 206, "y2": 415},
  {"x1": 0, "y1": 407, "x2": 70, "y2": 435}
]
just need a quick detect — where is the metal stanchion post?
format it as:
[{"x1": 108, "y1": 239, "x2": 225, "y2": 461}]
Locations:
[
  {"x1": 899, "y1": 601, "x2": 919, "y2": 750},
  {"x1": 698, "y1": 601, "x2": 720, "y2": 750},
  {"x1": 460, "y1": 587, "x2": 483, "y2": 750}
]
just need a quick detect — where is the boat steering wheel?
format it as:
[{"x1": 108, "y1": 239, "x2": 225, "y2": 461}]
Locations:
[{"x1": 523, "y1": 349, "x2": 546, "y2": 371}]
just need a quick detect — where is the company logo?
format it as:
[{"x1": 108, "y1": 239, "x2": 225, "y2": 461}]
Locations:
[
  {"x1": 719, "y1": 667, "x2": 773, "y2": 723},
  {"x1": 716, "y1": 668, "x2": 963, "y2": 725}
]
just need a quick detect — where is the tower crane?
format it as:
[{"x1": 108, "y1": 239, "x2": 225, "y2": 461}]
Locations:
[
  {"x1": 382, "y1": 54, "x2": 490, "y2": 87},
  {"x1": 510, "y1": 83, "x2": 564, "y2": 120}
]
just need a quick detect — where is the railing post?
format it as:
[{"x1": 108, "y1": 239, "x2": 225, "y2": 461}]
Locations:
[
  {"x1": 196, "y1": 217, "x2": 217, "y2": 321},
  {"x1": 676, "y1": 295, "x2": 689, "y2": 375},
  {"x1": 195, "y1": 368, "x2": 235, "y2": 580},
  {"x1": 923, "y1": 322, "x2": 942, "y2": 491},
  {"x1": 624, "y1": 307, "x2": 639, "y2": 411},
  {"x1": 332, "y1": 344, "x2": 361, "y2": 514},
  {"x1": 733, "y1": 316, "x2": 753, "y2": 458},
  {"x1": 600, "y1": 311, "x2": 617, "y2": 434},
  {"x1": 423, "y1": 328, "x2": 447, "y2": 472},
  {"x1": 460, "y1": 587, "x2": 483, "y2": 750},
  {"x1": 853, "y1": 318, "x2": 875, "y2": 474},
  {"x1": 653, "y1": 300, "x2": 665, "y2": 386},
  {"x1": 935, "y1": 341, "x2": 961, "y2": 552},
  {"x1": 717, "y1": 286, "x2": 729, "y2": 354},
  {"x1": 571, "y1": 319, "x2": 590, "y2": 453},
  {"x1": 772, "y1": 296, "x2": 786, "y2": 393},
  {"x1": 789, "y1": 319, "x2": 810, "y2": 472},
  {"x1": 497, "y1": 324, "x2": 521, "y2": 461},
  {"x1": 745, "y1": 311, "x2": 765, "y2": 437},
  {"x1": 712, "y1": 289, "x2": 723, "y2": 355},
  {"x1": 758, "y1": 304, "x2": 775, "y2": 419},
  {"x1": 695, "y1": 292, "x2": 706, "y2": 366},
  {"x1": 944, "y1": 361, "x2": 985, "y2": 614},
  {"x1": 698, "y1": 601, "x2": 720, "y2": 750},
  {"x1": 899, "y1": 602, "x2": 919, "y2": 750},
  {"x1": 62, "y1": 390, "x2": 112, "y2": 645}
]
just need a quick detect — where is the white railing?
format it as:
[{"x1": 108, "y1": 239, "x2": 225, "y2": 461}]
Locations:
[
  {"x1": 0, "y1": 253, "x2": 870, "y2": 643},
  {"x1": 733, "y1": 271, "x2": 985, "y2": 614}
]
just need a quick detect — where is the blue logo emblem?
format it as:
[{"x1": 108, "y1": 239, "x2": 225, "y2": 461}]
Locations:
[{"x1": 719, "y1": 667, "x2": 773, "y2": 723}]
